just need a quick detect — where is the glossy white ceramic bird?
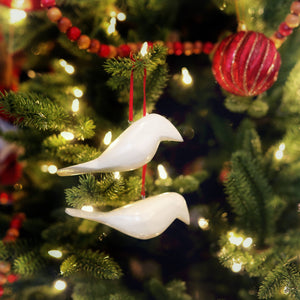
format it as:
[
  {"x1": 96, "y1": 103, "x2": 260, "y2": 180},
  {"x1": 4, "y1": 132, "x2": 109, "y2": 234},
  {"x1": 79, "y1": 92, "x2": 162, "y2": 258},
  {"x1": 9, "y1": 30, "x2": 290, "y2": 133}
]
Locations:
[
  {"x1": 65, "y1": 192, "x2": 190, "y2": 239},
  {"x1": 57, "y1": 114, "x2": 183, "y2": 176}
]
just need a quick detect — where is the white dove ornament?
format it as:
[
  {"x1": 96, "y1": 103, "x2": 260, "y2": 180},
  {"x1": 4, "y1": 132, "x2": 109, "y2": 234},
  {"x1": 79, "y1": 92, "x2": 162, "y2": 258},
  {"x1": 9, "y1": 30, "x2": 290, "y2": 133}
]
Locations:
[
  {"x1": 65, "y1": 192, "x2": 190, "y2": 239},
  {"x1": 57, "y1": 114, "x2": 183, "y2": 176}
]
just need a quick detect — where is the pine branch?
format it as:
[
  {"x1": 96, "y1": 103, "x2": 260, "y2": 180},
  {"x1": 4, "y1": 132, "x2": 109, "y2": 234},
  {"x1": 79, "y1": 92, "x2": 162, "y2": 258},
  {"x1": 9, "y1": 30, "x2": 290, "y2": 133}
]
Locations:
[
  {"x1": 60, "y1": 249, "x2": 122, "y2": 280},
  {"x1": 65, "y1": 174, "x2": 136, "y2": 208},
  {"x1": 42, "y1": 219, "x2": 80, "y2": 242},
  {"x1": 225, "y1": 151, "x2": 282, "y2": 245},
  {"x1": 104, "y1": 45, "x2": 168, "y2": 112},
  {"x1": 0, "y1": 241, "x2": 9, "y2": 261},
  {"x1": 147, "y1": 278, "x2": 192, "y2": 300},
  {"x1": 0, "y1": 92, "x2": 73, "y2": 131},
  {"x1": 235, "y1": 119, "x2": 263, "y2": 161},
  {"x1": 56, "y1": 144, "x2": 100, "y2": 164},
  {"x1": 72, "y1": 281, "x2": 135, "y2": 300},
  {"x1": 258, "y1": 262, "x2": 300, "y2": 299},
  {"x1": 279, "y1": 59, "x2": 300, "y2": 123},
  {"x1": 13, "y1": 250, "x2": 45, "y2": 277}
]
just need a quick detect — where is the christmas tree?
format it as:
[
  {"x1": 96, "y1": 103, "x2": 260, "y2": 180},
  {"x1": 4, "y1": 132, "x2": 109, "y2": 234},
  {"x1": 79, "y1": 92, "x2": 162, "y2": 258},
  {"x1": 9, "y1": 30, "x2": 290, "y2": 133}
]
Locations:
[{"x1": 0, "y1": 0, "x2": 299, "y2": 299}]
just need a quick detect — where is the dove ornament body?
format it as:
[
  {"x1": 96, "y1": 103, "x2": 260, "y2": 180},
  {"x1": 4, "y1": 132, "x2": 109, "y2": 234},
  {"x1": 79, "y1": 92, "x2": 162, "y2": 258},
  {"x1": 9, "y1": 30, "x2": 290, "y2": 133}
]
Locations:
[
  {"x1": 57, "y1": 114, "x2": 183, "y2": 176},
  {"x1": 65, "y1": 192, "x2": 190, "y2": 239}
]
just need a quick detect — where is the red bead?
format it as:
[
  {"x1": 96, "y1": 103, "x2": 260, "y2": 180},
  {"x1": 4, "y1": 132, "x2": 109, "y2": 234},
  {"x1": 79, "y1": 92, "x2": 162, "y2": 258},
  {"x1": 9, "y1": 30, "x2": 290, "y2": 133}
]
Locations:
[
  {"x1": 10, "y1": 218, "x2": 22, "y2": 229},
  {"x1": 0, "y1": 274, "x2": 6, "y2": 286},
  {"x1": 66, "y1": 27, "x2": 81, "y2": 42},
  {"x1": 193, "y1": 41, "x2": 203, "y2": 54},
  {"x1": 6, "y1": 228, "x2": 19, "y2": 238},
  {"x1": 7, "y1": 274, "x2": 18, "y2": 283},
  {"x1": 165, "y1": 41, "x2": 174, "y2": 55},
  {"x1": 278, "y1": 22, "x2": 293, "y2": 37},
  {"x1": 183, "y1": 42, "x2": 194, "y2": 56},
  {"x1": 88, "y1": 39, "x2": 100, "y2": 53},
  {"x1": 173, "y1": 42, "x2": 183, "y2": 55},
  {"x1": 203, "y1": 42, "x2": 214, "y2": 54},
  {"x1": 108, "y1": 46, "x2": 118, "y2": 58},
  {"x1": 118, "y1": 44, "x2": 131, "y2": 57},
  {"x1": 57, "y1": 17, "x2": 72, "y2": 33},
  {"x1": 212, "y1": 31, "x2": 281, "y2": 96},
  {"x1": 47, "y1": 7, "x2": 62, "y2": 22},
  {"x1": 40, "y1": 0, "x2": 56, "y2": 7},
  {"x1": 98, "y1": 44, "x2": 110, "y2": 58},
  {"x1": 0, "y1": 261, "x2": 11, "y2": 274},
  {"x1": 0, "y1": 286, "x2": 3, "y2": 297},
  {"x1": 0, "y1": 192, "x2": 9, "y2": 205},
  {"x1": 77, "y1": 35, "x2": 91, "y2": 50}
]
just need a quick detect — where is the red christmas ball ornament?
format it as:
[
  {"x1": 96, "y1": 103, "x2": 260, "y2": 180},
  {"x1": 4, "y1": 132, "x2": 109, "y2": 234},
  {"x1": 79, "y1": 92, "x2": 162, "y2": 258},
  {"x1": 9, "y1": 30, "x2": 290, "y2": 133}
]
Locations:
[{"x1": 212, "y1": 31, "x2": 281, "y2": 96}]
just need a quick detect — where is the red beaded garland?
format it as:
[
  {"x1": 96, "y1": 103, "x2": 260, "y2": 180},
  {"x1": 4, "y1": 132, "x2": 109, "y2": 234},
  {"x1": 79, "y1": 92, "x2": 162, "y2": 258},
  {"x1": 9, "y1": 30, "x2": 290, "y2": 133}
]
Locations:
[
  {"x1": 66, "y1": 26, "x2": 81, "y2": 42},
  {"x1": 212, "y1": 31, "x2": 281, "y2": 96}
]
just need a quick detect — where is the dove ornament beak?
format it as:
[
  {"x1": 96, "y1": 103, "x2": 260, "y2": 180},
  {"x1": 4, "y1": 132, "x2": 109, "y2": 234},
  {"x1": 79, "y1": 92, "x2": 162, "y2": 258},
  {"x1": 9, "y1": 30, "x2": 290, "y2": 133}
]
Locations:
[
  {"x1": 57, "y1": 114, "x2": 183, "y2": 176},
  {"x1": 65, "y1": 192, "x2": 190, "y2": 239}
]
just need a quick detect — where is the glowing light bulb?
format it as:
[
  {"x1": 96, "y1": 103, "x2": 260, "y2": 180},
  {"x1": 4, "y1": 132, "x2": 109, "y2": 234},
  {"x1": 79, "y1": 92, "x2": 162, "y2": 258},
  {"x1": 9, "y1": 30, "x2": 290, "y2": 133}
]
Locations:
[
  {"x1": 279, "y1": 143, "x2": 285, "y2": 151},
  {"x1": 275, "y1": 143, "x2": 285, "y2": 160},
  {"x1": 181, "y1": 67, "x2": 193, "y2": 85},
  {"x1": 72, "y1": 99, "x2": 80, "y2": 112},
  {"x1": 59, "y1": 59, "x2": 67, "y2": 67},
  {"x1": 231, "y1": 262, "x2": 242, "y2": 272},
  {"x1": 10, "y1": 9, "x2": 27, "y2": 24},
  {"x1": 54, "y1": 280, "x2": 67, "y2": 291},
  {"x1": 61, "y1": 131, "x2": 74, "y2": 141},
  {"x1": 228, "y1": 232, "x2": 243, "y2": 246},
  {"x1": 41, "y1": 164, "x2": 49, "y2": 172},
  {"x1": 117, "y1": 12, "x2": 126, "y2": 21},
  {"x1": 107, "y1": 17, "x2": 116, "y2": 34},
  {"x1": 73, "y1": 88, "x2": 83, "y2": 98},
  {"x1": 48, "y1": 165, "x2": 58, "y2": 174},
  {"x1": 198, "y1": 217, "x2": 209, "y2": 230},
  {"x1": 140, "y1": 42, "x2": 148, "y2": 57},
  {"x1": 48, "y1": 250, "x2": 63, "y2": 258},
  {"x1": 275, "y1": 150, "x2": 283, "y2": 160},
  {"x1": 81, "y1": 205, "x2": 94, "y2": 212},
  {"x1": 157, "y1": 164, "x2": 168, "y2": 179},
  {"x1": 242, "y1": 237, "x2": 253, "y2": 248},
  {"x1": 282, "y1": 286, "x2": 290, "y2": 295},
  {"x1": 114, "y1": 171, "x2": 121, "y2": 179},
  {"x1": 103, "y1": 131, "x2": 112, "y2": 145},
  {"x1": 110, "y1": 11, "x2": 116, "y2": 17},
  {"x1": 27, "y1": 70, "x2": 36, "y2": 78},
  {"x1": 65, "y1": 64, "x2": 75, "y2": 74}
]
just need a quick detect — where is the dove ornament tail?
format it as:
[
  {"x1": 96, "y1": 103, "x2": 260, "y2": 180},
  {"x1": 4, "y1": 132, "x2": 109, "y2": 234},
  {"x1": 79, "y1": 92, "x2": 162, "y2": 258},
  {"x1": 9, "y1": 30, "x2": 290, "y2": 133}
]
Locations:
[
  {"x1": 57, "y1": 114, "x2": 183, "y2": 176},
  {"x1": 65, "y1": 192, "x2": 190, "y2": 239}
]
